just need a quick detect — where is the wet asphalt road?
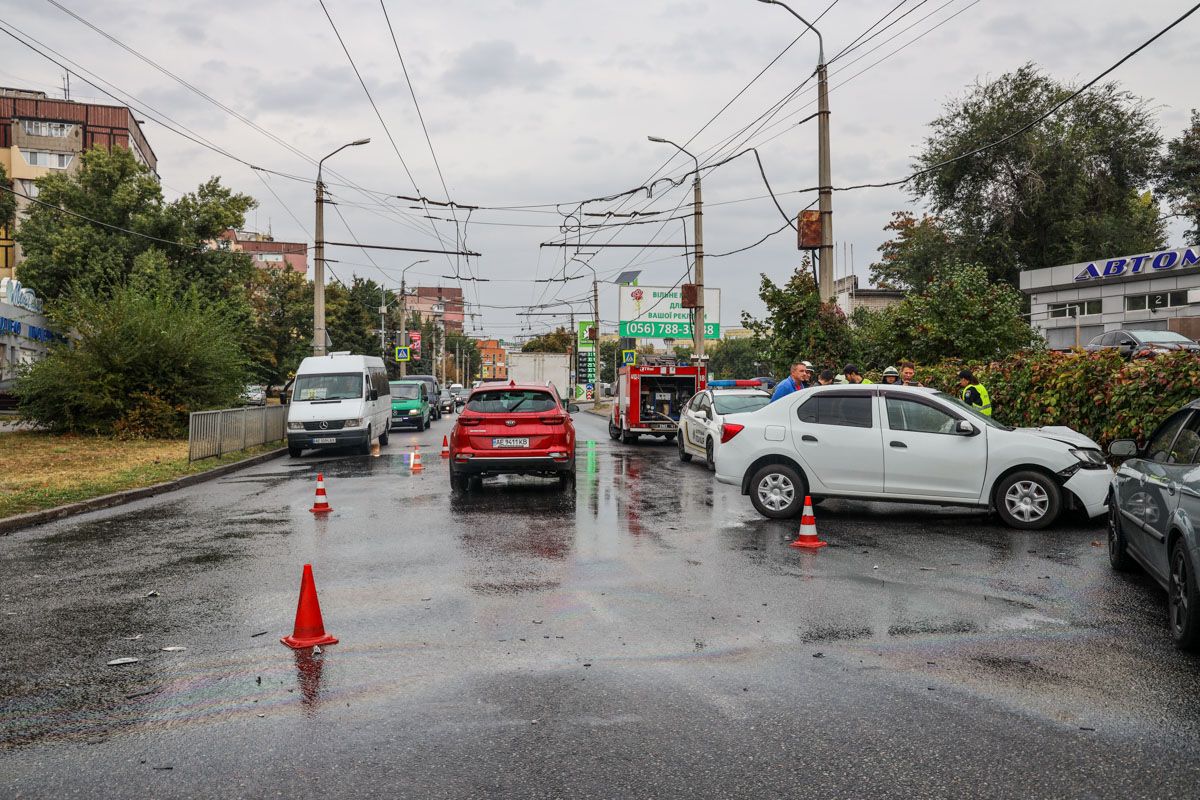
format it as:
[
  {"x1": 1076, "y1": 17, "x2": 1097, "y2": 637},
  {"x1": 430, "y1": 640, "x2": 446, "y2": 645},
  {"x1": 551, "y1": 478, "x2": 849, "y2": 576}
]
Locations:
[{"x1": 3, "y1": 410, "x2": 1200, "y2": 799}]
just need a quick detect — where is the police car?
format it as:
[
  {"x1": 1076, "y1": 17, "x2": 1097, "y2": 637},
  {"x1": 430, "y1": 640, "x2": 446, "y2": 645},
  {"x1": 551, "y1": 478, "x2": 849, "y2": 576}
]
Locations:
[{"x1": 678, "y1": 381, "x2": 772, "y2": 470}]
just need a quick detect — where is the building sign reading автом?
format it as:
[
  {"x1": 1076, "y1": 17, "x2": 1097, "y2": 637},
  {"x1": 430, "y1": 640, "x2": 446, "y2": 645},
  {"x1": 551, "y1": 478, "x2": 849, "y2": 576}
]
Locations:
[
  {"x1": 618, "y1": 285, "x2": 720, "y2": 340},
  {"x1": 1074, "y1": 246, "x2": 1199, "y2": 281}
]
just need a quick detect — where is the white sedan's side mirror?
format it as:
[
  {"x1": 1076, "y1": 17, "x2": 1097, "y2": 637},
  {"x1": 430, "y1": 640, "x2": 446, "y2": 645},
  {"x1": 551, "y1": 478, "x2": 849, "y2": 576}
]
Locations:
[{"x1": 956, "y1": 420, "x2": 977, "y2": 436}]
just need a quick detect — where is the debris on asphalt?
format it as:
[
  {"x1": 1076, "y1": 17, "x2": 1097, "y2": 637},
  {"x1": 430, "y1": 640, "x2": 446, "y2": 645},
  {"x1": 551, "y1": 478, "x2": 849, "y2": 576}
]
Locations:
[
  {"x1": 1080, "y1": 726, "x2": 1096, "y2": 731},
  {"x1": 122, "y1": 634, "x2": 143, "y2": 641},
  {"x1": 813, "y1": 652, "x2": 824, "y2": 658},
  {"x1": 145, "y1": 591, "x2": 159, "y2": 598},
  {"x1": 1091, "y1": 541, "x2": 1103, "y2": 547},
  {"x1": 107, "y1": 657, "x2": 141, "y2": 666},
  {"x1": 312, "y1": 645, "x2": 322, "y2": 654},
  {"x1": 256, "y1": 676, "x2": 262, "y2": 685},
  {"x1": 161, "y1": 646, "x2": 186, "y2": 652},
  {"x1": 125, "y1": 688, "x2": 159, "y2": 699},
  {"x1": 873, "y1": 565, "x2": 880, "y2": 570},
  {"x1": 919, "y1": 567, "x2": 936, "y2": 571},
  {"x1": 532, "y1": 619, "x2": 543, "y2": 624},
  {"x1": 250, "y1": 631, "x2": 268, "y2": 638}
]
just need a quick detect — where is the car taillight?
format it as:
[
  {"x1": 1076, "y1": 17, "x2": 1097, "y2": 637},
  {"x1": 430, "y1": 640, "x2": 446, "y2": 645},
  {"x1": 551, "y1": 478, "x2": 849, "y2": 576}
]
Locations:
[
  {"x1": 720, "y1": 423, "x2": 744, "y2": 444},
  {"x1": 458, "y1": 416, "x2": 483, "y2": 426},
  {"x1": 540, "y1": 416, "x2": 566, "y2": 425}
]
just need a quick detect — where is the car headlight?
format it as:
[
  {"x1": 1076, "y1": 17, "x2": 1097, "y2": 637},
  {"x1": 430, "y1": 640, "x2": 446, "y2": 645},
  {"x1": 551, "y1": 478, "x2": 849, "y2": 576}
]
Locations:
[
  {"x1": 344, "y1": 418, "x2": 364, "y2": 428},
  {"x1": 287, "y1": 422, "x2": 303, "y2": 431},
  {"x1": 409, "y1": 409, "x2": 420, "y2": 415},
  {"x1": 1069, "y1": 447, "x2": 1107, "y2": 469}
]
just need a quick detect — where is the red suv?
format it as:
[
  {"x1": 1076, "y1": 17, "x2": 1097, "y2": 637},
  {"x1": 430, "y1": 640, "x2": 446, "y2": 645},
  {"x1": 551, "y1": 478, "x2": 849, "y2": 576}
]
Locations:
[{"x1": 449, "y1": 382, "x2": 578, "y2": 490}]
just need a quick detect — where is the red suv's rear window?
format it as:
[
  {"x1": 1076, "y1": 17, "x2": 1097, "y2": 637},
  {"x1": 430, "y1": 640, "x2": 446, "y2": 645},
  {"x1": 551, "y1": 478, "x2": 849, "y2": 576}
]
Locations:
[{"x1": 465, "y1": 390, "x2": 558, "y2": 414}]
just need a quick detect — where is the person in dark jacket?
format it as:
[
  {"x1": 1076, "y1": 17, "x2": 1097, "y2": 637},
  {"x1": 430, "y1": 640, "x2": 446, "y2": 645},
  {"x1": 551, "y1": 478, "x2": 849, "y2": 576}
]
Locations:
[{"x1": 958, "y1": 369, "x2": 992, "y2": 416}]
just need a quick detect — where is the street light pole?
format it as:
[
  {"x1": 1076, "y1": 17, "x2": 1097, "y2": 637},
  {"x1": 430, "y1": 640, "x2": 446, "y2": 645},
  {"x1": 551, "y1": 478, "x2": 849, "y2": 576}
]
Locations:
[
  {"x1": 396, "y1": 258, "x2": 429, "y2": 378},
  {"x1": 756, "y1": 0, "x2": 832, "y2": 301},
  {"x1": 313, "y1": 138, "x2": 370, "y2": 356},
  {"x1": 647, "y1": 136, "x2": 704, "y2": 361}
]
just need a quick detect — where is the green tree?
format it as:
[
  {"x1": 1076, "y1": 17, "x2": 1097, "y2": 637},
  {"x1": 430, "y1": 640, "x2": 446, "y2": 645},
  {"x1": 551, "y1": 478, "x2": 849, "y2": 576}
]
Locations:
[
  {"x1": 0, "y1": 164, "x2": 15, "y2": 235},
  {"x1": 326, "y1": 276, "x2": 383, "y2": 359},
  {"x1": 16, "y1": 274, "x2": 247, "y2": 435},
  {"x1": 1159, "y1": 109, "x2": 1200, "y2": 244},
  {"x1": 444, "y1": 331, "x2": 480, "y2": 383},
  {"x1": 522, "y1": 327, "x2": 574, "y2": 353},
  {"x1": 247, "y1": 268, "x2": 312, "y2": 386},
  {"x1": 741, "y1": 265, "x2": 854, "y2": 375},
  {"x1": 706, "y1": 337, "x2": 763, "y2": 379},
  {"x1": 14, "y1": 147, "x2": 256, "y2": 302},
  {"x1": 869, "y1": 211, "x2": 959, "y2": 290},
  {"x1": 852, "y1": 261, "x2": 1040, "y2": 366},
  {"x1": 910, "y1": 63, "x2": 1165, "y2": 284}
]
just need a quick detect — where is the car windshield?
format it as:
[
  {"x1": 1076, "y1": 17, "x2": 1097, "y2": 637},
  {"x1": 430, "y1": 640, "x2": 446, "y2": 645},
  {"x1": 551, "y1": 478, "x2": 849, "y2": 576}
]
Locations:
[
  {"x1": 465, "y1": 390, "x2": 557, "y2": 414},
  {"x1": 293, "y1": 373, "x2": 362, "y2": 401},
  {"x1": 932, "y1": 392, "x2": 1013, "y2": 430},
  {"x1": 1132, "y1": 330, "x2": 1193, "y2": 344},
  {"x1": 390, "y1": 383, "x2": 420, "y2": 400},
  {"x1": 713, "y1": 394, "x2": 770, "y2": 415}
]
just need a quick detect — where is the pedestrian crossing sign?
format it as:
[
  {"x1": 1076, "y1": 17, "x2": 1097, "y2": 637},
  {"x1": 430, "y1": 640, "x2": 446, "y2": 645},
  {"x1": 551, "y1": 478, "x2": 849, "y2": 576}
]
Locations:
[
  {"x1": 622, "y1": 349, "x2": 637, "y2": 366},
  {"x1": 394, "y1": 346, "x2": 411, "y2": 362}
]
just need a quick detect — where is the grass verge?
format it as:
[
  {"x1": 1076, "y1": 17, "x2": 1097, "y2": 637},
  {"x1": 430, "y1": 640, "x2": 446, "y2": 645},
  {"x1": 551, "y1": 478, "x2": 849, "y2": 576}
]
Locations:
[{"x1": 0, "y1": 432, "x2": 281, "y2": 519}]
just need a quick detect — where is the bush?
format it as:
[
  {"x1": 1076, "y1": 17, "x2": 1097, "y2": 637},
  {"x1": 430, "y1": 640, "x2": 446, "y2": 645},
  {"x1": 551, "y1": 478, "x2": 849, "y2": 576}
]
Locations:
[
  {"x1": 907, "y1": 350, "x2": 1200, "y2": 448},
  {"x1": 16, "y1": 277, "x2": 248, "y2": 434}
]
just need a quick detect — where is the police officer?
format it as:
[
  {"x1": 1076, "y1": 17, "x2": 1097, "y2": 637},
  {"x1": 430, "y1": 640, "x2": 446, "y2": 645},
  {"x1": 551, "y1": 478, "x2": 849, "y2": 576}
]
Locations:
[
  {"x1": 958, "y1": 369, "x2": 992, "y2": 416},
  {"x1": 881, "y1": 366, "x2": 900, "y2": 385}
]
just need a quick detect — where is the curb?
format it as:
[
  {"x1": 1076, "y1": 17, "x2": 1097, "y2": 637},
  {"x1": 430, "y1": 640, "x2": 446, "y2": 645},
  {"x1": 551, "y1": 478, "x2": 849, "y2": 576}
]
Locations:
[{"x1": 0, "y1": 447, "x2": 288, "y2": 536}]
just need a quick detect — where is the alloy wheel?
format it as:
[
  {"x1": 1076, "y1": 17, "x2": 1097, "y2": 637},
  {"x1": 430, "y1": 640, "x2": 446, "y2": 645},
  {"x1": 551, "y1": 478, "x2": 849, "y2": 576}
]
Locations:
[
  {"x1": 1171, "y1": 547, "x2": 1190, "y2": 637},
  {"x1": 757, "y1": 473, "x2": 795, "y2": 512},
  {"x1": 1004, "y1": 480, "x2": 1049, "y2": 523}
]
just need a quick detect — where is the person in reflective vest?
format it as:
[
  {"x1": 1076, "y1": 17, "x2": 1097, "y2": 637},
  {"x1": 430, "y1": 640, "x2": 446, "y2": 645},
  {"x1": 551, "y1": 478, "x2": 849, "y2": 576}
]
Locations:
[{"x1": 958, "y1": 369, "x2": 992, "y2": 416}]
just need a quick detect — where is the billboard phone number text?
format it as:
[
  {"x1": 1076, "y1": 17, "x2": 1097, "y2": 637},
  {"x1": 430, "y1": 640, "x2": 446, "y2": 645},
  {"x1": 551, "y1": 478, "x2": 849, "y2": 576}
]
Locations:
[{"x1": 619, "y1": 321, "x2": 719, "y2": 339}]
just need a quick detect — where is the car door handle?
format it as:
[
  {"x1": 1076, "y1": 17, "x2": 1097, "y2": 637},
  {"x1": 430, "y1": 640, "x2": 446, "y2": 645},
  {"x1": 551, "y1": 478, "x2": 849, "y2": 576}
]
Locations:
[
  {"x1": 889, "y1": 441, "x2": 907, "y2": 448},
  {"x1": 802, "y1": 434, "x2": 818, "y2": 442}
]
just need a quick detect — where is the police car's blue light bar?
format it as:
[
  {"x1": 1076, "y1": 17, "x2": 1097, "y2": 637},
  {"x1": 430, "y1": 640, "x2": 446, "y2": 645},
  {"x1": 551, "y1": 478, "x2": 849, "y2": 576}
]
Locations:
[{"x1": 708, "y1": 379, "x2": 762, "y2": 388}]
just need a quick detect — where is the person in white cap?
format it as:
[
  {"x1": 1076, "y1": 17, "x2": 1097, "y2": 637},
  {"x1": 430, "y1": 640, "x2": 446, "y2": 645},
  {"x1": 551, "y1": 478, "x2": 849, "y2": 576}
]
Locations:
[{"x1": 881, "y1": 366, "x2": 900, "y2": 385}]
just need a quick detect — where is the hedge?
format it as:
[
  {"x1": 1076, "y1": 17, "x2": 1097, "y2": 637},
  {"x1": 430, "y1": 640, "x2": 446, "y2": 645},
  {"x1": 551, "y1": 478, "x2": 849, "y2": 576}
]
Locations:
[{"x1": 867, "y1": 350, "x2": 1200, "y2": 449}]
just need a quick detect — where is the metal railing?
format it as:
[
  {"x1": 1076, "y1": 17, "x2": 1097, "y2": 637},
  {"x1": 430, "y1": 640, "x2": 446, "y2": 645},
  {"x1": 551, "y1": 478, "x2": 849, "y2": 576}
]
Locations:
[{"x1": 188, "y1": 405, "x2": 287, "y2": 462}]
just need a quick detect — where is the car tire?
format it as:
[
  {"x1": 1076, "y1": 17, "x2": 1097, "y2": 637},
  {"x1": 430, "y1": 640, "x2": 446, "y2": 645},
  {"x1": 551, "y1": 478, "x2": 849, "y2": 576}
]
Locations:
[
  {"x1": 450, "y1": 466, "x2": 469, "y2": 493},
  {"x1": 379, "y1": 429, "x2": 389, "y2": 447},
  {"x1": 678, "y1": 435, "x2": 692, "y2": 462},
  {"x1": 288, "y1": 445, "x2": 303, "y2": 458},
  {"x1": 608, "y1": 421, "x2": 621, "y2": 441},
  {"x1": 621, "y1": 428, "x2": 638, "y2": 444},
  {"x1": 358, "y1": 428, "x2": 372, "y2": 456},
  {"x1": 663, "y1": 433, "x2": 676, "y2": 443},
  {"x1": 1107, "y1": 495, "x2": 1134, "y2": 572},
  {"x1": 557, "y1": 472, "x2": 575, "y2": 490},
  {"x1": 994, "y1": 470, "x2": 1061, "y2": 530},
  {"x1": 705, "y1": 439, "x2": 715, "y2": 472},
  {"x1": 1169, "y1": 540, "x2": 1200, "y2": 652},
  {"x1": 748, "y1": 463, "x2": 806, "y2": 519}
]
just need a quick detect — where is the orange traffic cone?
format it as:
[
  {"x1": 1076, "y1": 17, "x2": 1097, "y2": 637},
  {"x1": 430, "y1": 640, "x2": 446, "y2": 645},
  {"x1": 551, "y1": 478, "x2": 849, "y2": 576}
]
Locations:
[
  {"x1": 790, "y1": 496, "x2": 827, "y2": 549},
  {"x1": 309, "y1": 473, "x2": 332, "y2": 514},
  {"x1": 281, "y1": 564, "x2": 338, "y2": 649},
  {"x1": 411, "y1": 446, "x2": 424, "y2": 473},
  {"x1": 370, "y1": 439, "x2": 381, "y2": 458},
  {"x1": 440, "y1": 435, "x2": 450, "y2": 459}
]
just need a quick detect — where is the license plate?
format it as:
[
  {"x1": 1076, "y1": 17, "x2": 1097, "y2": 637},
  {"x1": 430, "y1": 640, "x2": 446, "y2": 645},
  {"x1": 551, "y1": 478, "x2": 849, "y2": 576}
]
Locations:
[
  {"x1": 492, "y1": 437, "x2": 529, "y2": 448},
  {"x1": 312, "y1": 437, "x2": 337, "y2": 444}
]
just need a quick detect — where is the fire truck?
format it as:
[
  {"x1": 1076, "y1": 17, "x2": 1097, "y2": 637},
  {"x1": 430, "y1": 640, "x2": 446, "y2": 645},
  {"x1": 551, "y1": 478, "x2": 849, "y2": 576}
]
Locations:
[{"x1": 609, "y1": 358, "x2": 707, "y2": 444}]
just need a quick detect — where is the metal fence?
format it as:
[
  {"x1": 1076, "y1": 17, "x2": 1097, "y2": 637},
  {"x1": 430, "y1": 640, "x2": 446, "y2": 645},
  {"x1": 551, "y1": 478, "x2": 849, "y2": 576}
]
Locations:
[{"x1": 188, "y1": 405, "x2": 287, "y2": 462}]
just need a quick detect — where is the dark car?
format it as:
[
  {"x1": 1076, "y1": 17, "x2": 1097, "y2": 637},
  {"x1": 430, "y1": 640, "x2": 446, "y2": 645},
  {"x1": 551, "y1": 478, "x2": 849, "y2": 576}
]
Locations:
[
  {"x1": 449, "y1": 383, "x2": 579, "y2": 491},
  {"x1": 405, "y1": 374, "x2": 443, "y2": 419},
  {"x1": 1108, "y1": 399, "x2": 1200, "y2": 650},
  {"x1": 438, "y1": 389, "x2": 456, "y2": 416},
  {"x1": 1085, "y1": 329, "x2": 1200, "y2": 359}
]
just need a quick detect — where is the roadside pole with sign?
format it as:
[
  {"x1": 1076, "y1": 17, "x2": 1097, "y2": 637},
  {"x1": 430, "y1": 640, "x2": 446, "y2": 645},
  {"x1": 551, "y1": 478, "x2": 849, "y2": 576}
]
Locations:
[{"x1": 576, "y1": 320, "x2": 596, "y2": 401}]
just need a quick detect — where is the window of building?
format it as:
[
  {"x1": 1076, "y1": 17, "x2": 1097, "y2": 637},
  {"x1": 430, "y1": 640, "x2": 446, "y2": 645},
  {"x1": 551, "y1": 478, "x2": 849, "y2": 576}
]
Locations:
[
  {"x1": 21, "y1": 120, "x2": 72, "y2": 137},
  {"x1": 22, "y1": 150, "x2": 74, "y2": 169},
  {"x1": 1125, "y1": 291, "x2": 1190, "y2": 312},
  {"x1": 1048, "y1": 300, "x2": 1101, "y2": 318},
  {"x1": 16, "y1": 179, "x2": 38, "y2": 199}
]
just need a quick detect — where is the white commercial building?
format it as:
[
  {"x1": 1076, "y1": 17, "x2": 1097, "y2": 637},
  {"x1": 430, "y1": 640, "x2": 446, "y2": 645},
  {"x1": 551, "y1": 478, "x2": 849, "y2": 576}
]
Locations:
[
  {"x1": 1019, "y1": 246, "x2": 1200, "y2": 349},
  {"x1": 0, "y1": 278, "x2": 55, "y2": 396}
]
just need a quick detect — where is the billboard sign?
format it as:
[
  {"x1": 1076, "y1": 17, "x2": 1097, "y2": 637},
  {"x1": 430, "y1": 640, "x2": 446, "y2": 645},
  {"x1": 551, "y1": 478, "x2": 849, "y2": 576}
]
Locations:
[{"x1": 618, "y1": 285, "x2": 719, "y2": 339}]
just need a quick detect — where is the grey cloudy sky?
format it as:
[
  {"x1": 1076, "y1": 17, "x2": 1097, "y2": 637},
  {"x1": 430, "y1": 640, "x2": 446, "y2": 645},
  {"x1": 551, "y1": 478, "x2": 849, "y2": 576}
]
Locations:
[{"x1": 3, "y1": 0, "x2": 1197, "y2": 340}]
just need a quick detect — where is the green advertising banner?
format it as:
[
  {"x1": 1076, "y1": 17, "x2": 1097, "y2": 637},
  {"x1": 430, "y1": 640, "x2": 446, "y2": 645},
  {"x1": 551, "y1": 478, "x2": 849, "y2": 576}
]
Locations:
[{"x1": 577, "y1": 320, "x2": 596, "y2": 350}]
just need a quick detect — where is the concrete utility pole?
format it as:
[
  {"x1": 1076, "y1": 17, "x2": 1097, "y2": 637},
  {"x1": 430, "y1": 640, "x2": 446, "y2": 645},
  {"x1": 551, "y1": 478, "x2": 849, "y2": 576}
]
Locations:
[
  {"x1": 647, "y1": 136, "x2": 704, "y2": 360},
  {"x1": 757, "y1": 0, "x2": 832, "y2": 300},
  {"x1": 396, "y1": 258, "x2": 428, "y2": 378},
  {"x1": 313, "y1": 138, "x2": 370, "y2": 356}
]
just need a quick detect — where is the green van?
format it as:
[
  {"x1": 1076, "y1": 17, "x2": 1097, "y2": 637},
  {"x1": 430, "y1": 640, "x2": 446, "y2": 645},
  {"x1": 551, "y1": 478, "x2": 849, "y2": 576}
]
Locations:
[{"x1": 389, "y1": 380, "x2": 431, "y2": 431}]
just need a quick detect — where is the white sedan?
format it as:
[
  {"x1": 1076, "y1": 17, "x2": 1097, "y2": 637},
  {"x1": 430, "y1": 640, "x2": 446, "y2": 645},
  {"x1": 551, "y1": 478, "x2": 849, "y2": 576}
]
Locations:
[
  {"x1": 714, "y1": 384, "x2": 1112, "y2": 530},
  {"x1": 678, "y1": 386, "x2": 771, "y2": 470}
]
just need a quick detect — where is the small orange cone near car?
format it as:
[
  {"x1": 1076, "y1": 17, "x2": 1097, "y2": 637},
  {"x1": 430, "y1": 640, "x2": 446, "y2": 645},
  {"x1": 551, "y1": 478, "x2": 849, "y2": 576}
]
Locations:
[
  {"x1": 440, "y1": 436, "x2": 450, "y2": 458},
  {"x1": 281, "y1": 564, "x2": 338, "y2": 649},
  {"x1": 411, "y1": 446, "x2": 424, "y2": 473},
  {"x1": 309, "y1": 472, "x2": 332, "y2": 514},
  {"x1": 790, "y1": 496, "x2": 827, "y2": 549}
]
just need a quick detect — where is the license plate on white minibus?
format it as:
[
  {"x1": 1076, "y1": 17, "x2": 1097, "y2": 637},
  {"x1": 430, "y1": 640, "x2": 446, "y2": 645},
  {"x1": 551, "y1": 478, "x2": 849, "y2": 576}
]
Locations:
[
  {"x1": 313, "y1": 437, "x2": 337, "y2": 445},
  {"x1": 493, "y1": 437, "x2": 529, "y2": 448}
]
